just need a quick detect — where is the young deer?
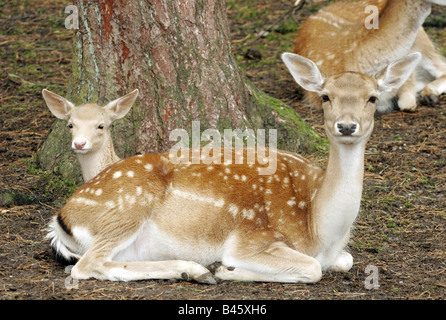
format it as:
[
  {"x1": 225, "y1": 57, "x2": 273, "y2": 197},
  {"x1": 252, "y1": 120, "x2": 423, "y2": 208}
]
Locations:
[
  {"x1": 42, "y1": 89, "x2": 139, "y2": 182},
  {"x1": 294, "y1": 0, "x2": 446, "y2": 113},
  {"x1": 47, "y1": 53, "x2": 420, "y2": 283}
]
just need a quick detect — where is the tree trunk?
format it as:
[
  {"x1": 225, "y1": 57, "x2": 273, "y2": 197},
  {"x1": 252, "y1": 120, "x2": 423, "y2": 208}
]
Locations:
[{"x1": 37, "y1": 0, "x2": 325, "y2": 183}]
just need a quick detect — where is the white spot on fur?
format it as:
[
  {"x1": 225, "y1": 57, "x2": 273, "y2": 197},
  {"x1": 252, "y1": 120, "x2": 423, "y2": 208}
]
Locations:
[
  {"x1": 106, "y1": 201, "x2": 115, "y2": 208},
  {"x1": 214, "y1": 199, "x2": 225, "y2": 207},
  {"x1": 144, "y1": 164, "x2": 153, "y2": 171},
  {"x1": 172, "y1": 189, "x2": 224, "y2": 208},
  {"x1": 141, "y1": 191, "x2": 154, "y2": 205},
  {"x1": 136, "y1": 186, "x2": 142, "y2": 196},
  {"x1": 310, "y1": 189, "x2": 318, "y2": 201},
  {"x1": 242, "y1": 208, "x2": 255, "y2": 220},
  {"x1": 95, "y1": 188, "x2": 102, "y2": 196},
  {"x1": 125, "y1": 194, "x2": 136, "y2": 206},
  {"x1": 287, "y1": 200, "x2": 296, "y2": 207},
  {"x1": 74, "y1": 197, "x2": 98, "y2": 206},
  {"x1": 127, "y1": 171, "x2": 135, "y2": 178},
  {"x1": 113, "y1": 171, "x2": 122, "y2": 179},
  {"x1": 298, "y1": 201, "x2": 306, "y2": 209},
  {"x1": 228, "y1": 204, "x2": 239, "y2": 217},
  {"x1": 118, "y1": 196, "x2": 124, "y2": 210}
]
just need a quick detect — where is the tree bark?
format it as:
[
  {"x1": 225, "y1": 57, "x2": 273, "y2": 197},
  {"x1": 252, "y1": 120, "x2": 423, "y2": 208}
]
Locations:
[{"x1": 38, "y1": 0, "x2": 325, "y2": 183}]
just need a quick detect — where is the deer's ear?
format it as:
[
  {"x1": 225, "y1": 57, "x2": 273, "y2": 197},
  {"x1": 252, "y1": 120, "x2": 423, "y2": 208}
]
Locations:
[
  {"x1": 281, "y1": 52, "x2": 325, "y2": 94},
  {"x1": 104, "y1": 89, "x2": 139, "y2": 121},
  {"x1": 376, "y1": 52, "x2": 421, "y2": 95},
  {"x1": 42, "y1": 89, "x2": 76, "y2": 120}
]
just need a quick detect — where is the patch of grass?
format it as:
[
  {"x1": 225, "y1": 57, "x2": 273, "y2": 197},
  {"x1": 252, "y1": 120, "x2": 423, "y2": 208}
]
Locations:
[
  {"x1": 27, "y1": 157, "x2": 79, "y2": 205},
  {"x1": 0, "y1": 191, "x2": 41, "y2": 206},
  {"x1": 227, "y1": 0, "x2": 302, "y2": 76},
  {"x1": 351, "y1": 238, "x2": 386, "y2": 253}
]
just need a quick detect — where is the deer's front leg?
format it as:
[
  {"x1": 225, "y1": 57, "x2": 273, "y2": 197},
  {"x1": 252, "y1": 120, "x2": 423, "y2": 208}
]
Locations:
[{"x1": 214, "y1": 230, "x2": 322, "y2": 283}]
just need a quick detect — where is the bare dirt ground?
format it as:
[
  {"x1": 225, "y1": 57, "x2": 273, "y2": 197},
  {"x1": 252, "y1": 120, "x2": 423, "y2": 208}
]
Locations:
[{"x1": 0, "y1": 0, "x2": 445, "y2": 300}]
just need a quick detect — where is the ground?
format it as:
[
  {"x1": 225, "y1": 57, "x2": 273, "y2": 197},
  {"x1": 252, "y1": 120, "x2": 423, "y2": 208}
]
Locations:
[{"x1": 0, "y1": 0, "x2": 445, "y2": 300}]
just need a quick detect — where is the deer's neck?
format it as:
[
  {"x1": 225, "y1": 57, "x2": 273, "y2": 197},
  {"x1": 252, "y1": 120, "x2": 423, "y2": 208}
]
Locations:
[
  {"x1": 313, "y1": 141, "x2": 366, "y2": 268},
  {"x1": 354, "y1": 0, "x2": 431, "y2": 73},
  {"x1": 77, "y1": 137, "x2": 120, "y2": 182}
]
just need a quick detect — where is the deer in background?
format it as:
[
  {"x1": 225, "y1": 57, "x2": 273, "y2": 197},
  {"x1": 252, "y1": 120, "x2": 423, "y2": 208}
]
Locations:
[
  {"x1": 294, "y1": 0, "x2": 446, "y2": 113},
  {"x1": 46, "y1": 53, "x2": 420, "y2": 283},
  {"x1": 42, "y1": 89, "x2": 139, "y2": 182}
]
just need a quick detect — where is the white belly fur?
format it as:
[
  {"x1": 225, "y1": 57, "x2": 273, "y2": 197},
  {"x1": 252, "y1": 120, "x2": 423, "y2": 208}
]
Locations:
[{"x1": 111, "y1": 220, "x2": 224, "y2": 265}]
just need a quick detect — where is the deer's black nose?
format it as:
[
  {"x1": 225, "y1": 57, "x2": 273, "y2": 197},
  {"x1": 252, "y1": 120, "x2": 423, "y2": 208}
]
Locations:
[{"x1": 337, "y1": 123, "x2": 357, "y2": 136}]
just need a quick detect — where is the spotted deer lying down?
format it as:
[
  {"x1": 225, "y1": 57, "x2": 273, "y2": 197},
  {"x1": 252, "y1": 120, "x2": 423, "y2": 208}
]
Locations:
[
  {"x1": 47, "y1": 53, "x2": 421, "y2": 283},
  {"x1": 42, "y1": 89, "x2": 139, "y2": 182},
  {"x1": 293, "y1": 0, "x2": 446, "y2": 113}
]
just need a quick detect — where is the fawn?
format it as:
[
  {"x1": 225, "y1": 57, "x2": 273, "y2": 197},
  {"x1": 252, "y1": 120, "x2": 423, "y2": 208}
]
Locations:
[
  {"x1": 42, "y1": 89, "x2": 139, "y2": 182},
  {"x1": 47, "y1": 53, "x2": 420, "y2": 283}
]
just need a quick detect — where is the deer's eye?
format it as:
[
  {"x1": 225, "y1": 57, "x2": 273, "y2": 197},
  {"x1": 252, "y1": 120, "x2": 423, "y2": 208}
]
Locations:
[
  {"x1": 321, "y1": 94, "x2": 330, "y2": 102},
  {"x1": 98, "y1": 124, "x2": 104, "y2": 129},
  {"x1": 368, "y1": 96, "x2": 377, "y2": 104},
  {"x1": 68, "y1": 124, "x2": 73, "y2": 129}
]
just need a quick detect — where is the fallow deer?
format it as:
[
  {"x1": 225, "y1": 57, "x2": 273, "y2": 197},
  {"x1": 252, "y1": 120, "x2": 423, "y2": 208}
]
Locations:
[
  {"x1": 294, "y1": 0, "x2": 446, "y2": 113},
  {"x1": 42, "y1": 89, "x2": 139, "y2": 182},
  {"x1": 46, "y1": 53, "x2": 420, "y2": 283}
]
